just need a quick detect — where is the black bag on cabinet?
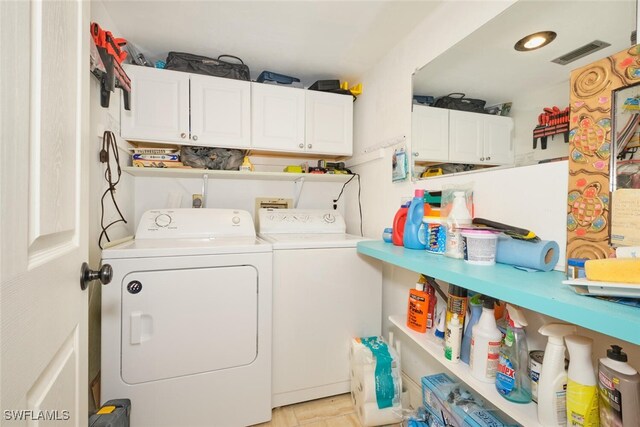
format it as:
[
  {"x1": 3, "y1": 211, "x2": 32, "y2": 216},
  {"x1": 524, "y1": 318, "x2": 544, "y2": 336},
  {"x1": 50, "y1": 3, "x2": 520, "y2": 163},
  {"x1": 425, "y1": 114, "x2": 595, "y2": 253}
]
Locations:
[
  {"x1": 434, "y1": 93, "x2": 486, "y2": 113},
  {"x1": 165, "y1": 52, "x2": 250, "y2": 81}
]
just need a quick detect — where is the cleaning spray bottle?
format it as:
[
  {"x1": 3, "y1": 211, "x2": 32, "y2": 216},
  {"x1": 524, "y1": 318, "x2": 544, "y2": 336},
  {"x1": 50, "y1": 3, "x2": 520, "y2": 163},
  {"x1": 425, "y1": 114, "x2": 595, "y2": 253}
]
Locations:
[
  {"x1": 445, "y1": 191, "x2": 472, "y2": 258},
  {"x1": 444, "y1": 313, "x2": 462, "y2": 363},
  {"x1": 537, "y1": 323, "x2": 576, "y2": 426},
  {"x1": 470, "y1": 297, "x2": 502, "y2": 383},
  {"x1": 496, "y1": 304, "x2": 531, "y2": 403},
  {"x1": 565, "y1": 335, "x2": 599, "y2": 427},
  {"x1": 461, "y1": 294, "x2": 483, "y2": 364},
  {"x1": 598, "y1": 345, "x2": 640, "y2": 426},
  {"x1": 404, "y1": 189, "x2": 426, "y2": 250}
]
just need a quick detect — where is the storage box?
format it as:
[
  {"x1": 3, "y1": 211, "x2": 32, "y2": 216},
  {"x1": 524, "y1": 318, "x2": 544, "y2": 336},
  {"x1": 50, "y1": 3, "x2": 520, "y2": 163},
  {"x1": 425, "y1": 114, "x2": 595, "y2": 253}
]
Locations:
[
  {"x1": 256, "y1": 70, "x2": 301, "y2": 85},
  {"x1": 309, "y1": 79, "x2": 340, "y2": 91},
  {"x1": 421, "y1": 373, "x2": 517, "y2": 427}
]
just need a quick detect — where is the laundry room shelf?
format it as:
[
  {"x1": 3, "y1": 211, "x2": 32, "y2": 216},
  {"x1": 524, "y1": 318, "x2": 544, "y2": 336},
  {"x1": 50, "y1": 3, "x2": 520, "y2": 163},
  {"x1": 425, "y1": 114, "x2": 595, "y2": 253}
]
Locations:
[
  {"x1": 122, "y1": 166, "x2": 353, "y2": 182},
  {"x1": 388, "y1": 315, "x2": 541, "y2": 427},
  {"x1": 358, "y1": 240, "x2": 640, "y2": 345}
]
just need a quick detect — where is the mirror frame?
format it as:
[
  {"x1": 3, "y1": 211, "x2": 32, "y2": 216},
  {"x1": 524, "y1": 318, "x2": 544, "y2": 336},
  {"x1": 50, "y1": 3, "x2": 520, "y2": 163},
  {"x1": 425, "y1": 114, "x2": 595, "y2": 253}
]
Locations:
[{"x1": 566, "y1": 44, "x2": 640, "y2": 261}]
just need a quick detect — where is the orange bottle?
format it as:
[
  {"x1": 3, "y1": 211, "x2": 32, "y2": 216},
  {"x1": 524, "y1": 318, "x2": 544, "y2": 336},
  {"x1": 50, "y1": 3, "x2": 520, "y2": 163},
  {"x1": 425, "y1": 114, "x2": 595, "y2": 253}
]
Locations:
[
  {"x1": 392, "y1": 202, "x2": 409, "y2": 246},
  {"x1": 407, "y1": 283, "x2": 430, "y2": 333}
]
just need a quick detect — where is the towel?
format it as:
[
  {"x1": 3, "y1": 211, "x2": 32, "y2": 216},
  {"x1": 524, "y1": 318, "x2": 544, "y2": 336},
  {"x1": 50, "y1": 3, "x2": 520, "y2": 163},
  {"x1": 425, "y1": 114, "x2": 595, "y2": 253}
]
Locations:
[{"x1": 585, "y1": 259, "x2": 640, "y2": 284}]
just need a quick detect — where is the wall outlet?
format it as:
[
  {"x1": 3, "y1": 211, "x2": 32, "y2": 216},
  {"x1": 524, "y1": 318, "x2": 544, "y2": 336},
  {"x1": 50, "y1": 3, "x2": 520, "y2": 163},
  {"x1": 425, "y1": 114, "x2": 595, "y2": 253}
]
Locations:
[{"x1": 192, "y1": 194, "x2": 203, "y2": 208}]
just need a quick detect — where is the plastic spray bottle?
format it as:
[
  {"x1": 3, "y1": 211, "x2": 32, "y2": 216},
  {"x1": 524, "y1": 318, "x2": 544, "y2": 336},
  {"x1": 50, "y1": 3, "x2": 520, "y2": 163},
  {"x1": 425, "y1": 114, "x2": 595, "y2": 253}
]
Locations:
[
  {"x1": 598, "y1": 345, "x2": 640, "y2": 426},
  {"x1": 565, "y1": 335, "x2": 599, "y2": 426},
  {"x1": 445, "y1": 191, "x2": 472, "y2": 259},
  {"x1": 404, "y1": 189, "x2": 426, "y2": 249},
  {"x1": 496, "y1": 304, "x2": 531, "y2": 403},
  {"x1": 537, "y1": 323, "x2": 576, "y2": 426},
  {"x1": 470, "y1": 297, "x2": 502, "y2": 383},
  {"x1": 461, "y1": 294, "x2": 483, "y2": 364}
]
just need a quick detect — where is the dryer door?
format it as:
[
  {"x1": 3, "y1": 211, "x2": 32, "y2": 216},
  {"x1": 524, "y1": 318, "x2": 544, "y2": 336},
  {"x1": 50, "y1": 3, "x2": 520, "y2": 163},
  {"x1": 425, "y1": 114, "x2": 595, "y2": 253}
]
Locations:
[{"x1": 121, "y1": 265, "x2": 258, "y2": 384}]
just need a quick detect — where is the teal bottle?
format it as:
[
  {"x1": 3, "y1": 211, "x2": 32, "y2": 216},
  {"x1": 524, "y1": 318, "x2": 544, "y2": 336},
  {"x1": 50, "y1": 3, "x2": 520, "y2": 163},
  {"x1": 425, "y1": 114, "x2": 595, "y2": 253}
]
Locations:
[
  {"x1": 460, "y1": 295, "x2": 483, "y2": 364},
  {"x1": 496, "y1": 304, "x2": 532, "y2": 403},
  {"x1": 403, "y1": 189, "x2": 426, "y2": 249}
]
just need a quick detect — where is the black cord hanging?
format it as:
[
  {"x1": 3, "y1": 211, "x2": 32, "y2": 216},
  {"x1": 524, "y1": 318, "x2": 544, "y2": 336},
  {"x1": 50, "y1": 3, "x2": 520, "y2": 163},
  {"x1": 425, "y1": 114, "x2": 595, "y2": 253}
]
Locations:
[
  {"x1": 98, "y1": 130, "x2": 127, "y2": 249},
  {"x1": 333, "y1": 173, "x2": 363, "y2": 236}
]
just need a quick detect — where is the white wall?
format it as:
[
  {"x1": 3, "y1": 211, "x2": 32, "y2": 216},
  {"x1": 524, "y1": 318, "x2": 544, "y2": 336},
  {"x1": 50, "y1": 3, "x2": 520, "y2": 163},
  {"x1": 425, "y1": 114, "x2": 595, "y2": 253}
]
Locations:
[
  {"x1": 346, "y1": 0, "x2": 640, "y2": 407},
  {"x1": 88, "y1": 0, "x2": 135, "y2": 410}
]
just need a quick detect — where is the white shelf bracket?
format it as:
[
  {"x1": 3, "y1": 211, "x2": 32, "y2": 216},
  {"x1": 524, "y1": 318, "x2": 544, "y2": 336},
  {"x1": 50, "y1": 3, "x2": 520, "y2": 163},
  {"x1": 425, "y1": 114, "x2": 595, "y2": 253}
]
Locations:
[{"x1": 293, "y1": 177, "x2": 305, "y2": 208}]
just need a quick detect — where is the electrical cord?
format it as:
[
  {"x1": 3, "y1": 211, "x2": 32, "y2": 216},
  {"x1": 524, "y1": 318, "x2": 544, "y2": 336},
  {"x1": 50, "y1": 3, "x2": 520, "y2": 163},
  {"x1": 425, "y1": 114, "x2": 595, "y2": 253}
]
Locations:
[
  {"x1": 98, "y1": 130, "x2": 127, "y2": 249},
  {"x1": 333, "y1": 173, "x2": 363, "y2": 236}
]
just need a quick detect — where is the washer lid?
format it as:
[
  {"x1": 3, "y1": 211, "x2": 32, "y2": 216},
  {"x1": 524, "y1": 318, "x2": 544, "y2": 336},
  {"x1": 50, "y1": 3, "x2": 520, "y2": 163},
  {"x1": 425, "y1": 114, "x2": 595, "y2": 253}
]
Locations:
[
  {"x1": 259, "y1": 233, "x2": 367, "y2": 249},
  {"x1": 102, "y1": 237, "x2": 272, "y2": 259}
]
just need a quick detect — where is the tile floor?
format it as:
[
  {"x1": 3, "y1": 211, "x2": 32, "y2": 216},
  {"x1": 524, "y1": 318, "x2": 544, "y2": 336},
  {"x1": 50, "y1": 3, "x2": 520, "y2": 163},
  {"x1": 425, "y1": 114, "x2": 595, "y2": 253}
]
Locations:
[{"x1": 252, "y1": 393, "x2": 402, "y2": 427}]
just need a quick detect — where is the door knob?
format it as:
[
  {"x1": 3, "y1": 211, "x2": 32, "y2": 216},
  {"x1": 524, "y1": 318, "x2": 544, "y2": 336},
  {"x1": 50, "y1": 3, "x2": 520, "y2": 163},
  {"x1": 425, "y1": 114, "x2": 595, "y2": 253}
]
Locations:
[
  {"x1": 480, "y1": 157, "x2": 485, "y2": 161},
  {"x1": 192, "y1": 135, "x2": 198, "y2": 141},
  {"x1": 80, "y1": 262, "x2": 112, "y2": 291},
  {"x1": 298, "y1": 143, "x2": 304, "y2": 149},
  {"x1": 307, "y1": 144, "x2": 312, "y2": 149}
]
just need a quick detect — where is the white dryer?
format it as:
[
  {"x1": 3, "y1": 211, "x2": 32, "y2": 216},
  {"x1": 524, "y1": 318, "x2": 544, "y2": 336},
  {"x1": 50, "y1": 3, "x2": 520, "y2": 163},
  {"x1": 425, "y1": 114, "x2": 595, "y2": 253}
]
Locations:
[
  {"x1": 258, "y1": 208, "x2": 382, "y2": 407},
  {"x1": 101, "y1": 209, "x2": 272, "y2": 427}
]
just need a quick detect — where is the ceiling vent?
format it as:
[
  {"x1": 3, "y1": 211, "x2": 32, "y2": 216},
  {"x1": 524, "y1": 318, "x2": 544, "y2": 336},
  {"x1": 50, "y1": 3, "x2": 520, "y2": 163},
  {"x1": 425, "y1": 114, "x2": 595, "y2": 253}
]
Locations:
[{"x1": 551, "y1": 40, "x2": 611, "y2": 65}]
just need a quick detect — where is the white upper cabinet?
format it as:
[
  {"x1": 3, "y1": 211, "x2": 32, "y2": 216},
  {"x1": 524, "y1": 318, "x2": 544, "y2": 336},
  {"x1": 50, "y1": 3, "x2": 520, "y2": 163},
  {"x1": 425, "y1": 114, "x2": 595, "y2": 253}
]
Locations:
[
  {"x1": 449, "y1": 110, "x2": 513, "y2": 165},
  {"x1": 411, "y1": 105, "x2": 449, "y2": 162},
  {"x1": 251, "y1": 83, "x2": 305, "y2": 152},
  {"x1": 121, "y1": 65, "x2": 190, "y2": 144},
  {"x1": 190, "y1": 74, "x2": 251, "y2": 148},
  {"x1": 305, "y1": 90, "x2": 353, "y2": 156},
  {"x1": 121, "y1": 66, "x2": 251, "y2": 148}
]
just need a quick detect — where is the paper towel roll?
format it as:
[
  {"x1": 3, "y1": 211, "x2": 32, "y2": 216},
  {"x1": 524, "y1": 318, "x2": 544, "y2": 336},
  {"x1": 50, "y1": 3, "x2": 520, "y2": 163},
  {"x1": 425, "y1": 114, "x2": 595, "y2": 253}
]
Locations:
[
  {"x1": 357, "y1": 402, "x2": 402, "y2": 427},
  {"x1": 495, "y1": 237, "x2": 560, "y2": 271}
]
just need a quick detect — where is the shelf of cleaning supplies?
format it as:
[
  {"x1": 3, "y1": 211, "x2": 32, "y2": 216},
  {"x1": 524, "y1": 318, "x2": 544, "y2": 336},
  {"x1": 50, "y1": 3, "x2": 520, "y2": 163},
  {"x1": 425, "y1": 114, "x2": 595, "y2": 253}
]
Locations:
[
  {"x1": 358, "y1": 240, "x2": 640, "y2": 345},
  {"x1": 122, "y1": 166, "x2": 353, "y2": 182},
  {"x1": 388, "y1": 315, "x2": 541, "y2": 427}
]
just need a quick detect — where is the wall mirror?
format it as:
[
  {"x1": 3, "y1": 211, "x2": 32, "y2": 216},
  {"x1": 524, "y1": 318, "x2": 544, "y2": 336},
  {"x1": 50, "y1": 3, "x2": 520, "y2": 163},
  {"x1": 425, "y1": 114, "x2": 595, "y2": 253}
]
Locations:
[
  {"x1": 610, "y1": 81, "x2": 640, "y2": 247},
  {"x1": 411, "y1": 0, "x2": 636, "y2": 180}
]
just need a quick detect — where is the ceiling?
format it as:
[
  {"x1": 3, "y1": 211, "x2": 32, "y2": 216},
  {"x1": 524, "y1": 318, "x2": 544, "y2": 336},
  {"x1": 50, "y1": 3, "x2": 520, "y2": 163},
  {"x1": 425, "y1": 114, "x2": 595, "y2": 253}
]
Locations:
[
  {"x1": 412, "y1": 0, "x2": 637, "y2": 106},
  {"x1": 100, "y1": 0, "x2": 442, "y2": 86}
]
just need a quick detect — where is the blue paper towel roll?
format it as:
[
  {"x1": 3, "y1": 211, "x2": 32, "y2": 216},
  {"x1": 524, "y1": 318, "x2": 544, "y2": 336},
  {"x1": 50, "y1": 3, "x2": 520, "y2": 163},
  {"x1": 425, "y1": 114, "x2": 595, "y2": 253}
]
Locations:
[{"x1": 495, "y1": 236, "x2": 559, "y2": 271}]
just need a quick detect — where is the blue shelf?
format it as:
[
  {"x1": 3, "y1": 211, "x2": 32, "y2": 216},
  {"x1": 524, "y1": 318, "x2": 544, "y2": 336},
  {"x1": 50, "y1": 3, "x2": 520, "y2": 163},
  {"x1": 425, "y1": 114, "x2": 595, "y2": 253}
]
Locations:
[{"x1": 358, "y1": 240, "x2": 640, "y2": 345}]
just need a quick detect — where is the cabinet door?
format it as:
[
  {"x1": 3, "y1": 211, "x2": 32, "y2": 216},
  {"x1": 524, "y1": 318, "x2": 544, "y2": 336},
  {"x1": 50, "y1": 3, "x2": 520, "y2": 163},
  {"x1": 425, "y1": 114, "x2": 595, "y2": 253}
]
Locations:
[
  {"x1": 251, "y1": 83, "x2": 305, "y2": 152},
  {"x1": 483, "y1": 115, "x2": 514, "y2": 165},
  {"x1": 305, "y1": 91, "x2": 353, "y2": 156},
  {"x1": 190, "y1": 74, "x2": 251, "y2": 148},
  {"x1": 121, "y1": 65, "x2": 190, "y2": 144},
  {"x1": 449, "y1": 110, "x2": 483, "y2": 164},
  {"x1": 411, "y1": 105, "x2": 449, "y2": 162}
]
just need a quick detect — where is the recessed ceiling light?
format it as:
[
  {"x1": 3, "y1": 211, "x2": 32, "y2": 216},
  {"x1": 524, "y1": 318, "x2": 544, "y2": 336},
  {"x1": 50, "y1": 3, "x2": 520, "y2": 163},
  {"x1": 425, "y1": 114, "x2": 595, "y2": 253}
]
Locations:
[{"x1": 514, "y1": 31, "x2": 557, "y2": 51}]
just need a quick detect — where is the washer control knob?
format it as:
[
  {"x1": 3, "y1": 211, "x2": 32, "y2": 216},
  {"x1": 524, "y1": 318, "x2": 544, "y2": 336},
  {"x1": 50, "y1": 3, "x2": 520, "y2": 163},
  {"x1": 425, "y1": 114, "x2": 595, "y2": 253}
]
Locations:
[
  {"x1": 127, "y1": 280, "x2": 142, "y2": 294},
  {"x1": 154, "y1": 213, "x2": 172, "y2": 227},
  {"x1": 323, "y1": 213, "x2": 335, "y2": 223},
  {"x1": 232, "y1": 216, "x2": 241, "y2": 225}
]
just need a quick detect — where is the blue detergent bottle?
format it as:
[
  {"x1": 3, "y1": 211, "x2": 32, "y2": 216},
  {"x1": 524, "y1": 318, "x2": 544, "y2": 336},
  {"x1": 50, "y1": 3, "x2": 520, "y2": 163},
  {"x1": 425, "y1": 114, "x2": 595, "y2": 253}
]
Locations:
[{"x1": 403, "y1": 189, "x2": 426, "y2": 250}]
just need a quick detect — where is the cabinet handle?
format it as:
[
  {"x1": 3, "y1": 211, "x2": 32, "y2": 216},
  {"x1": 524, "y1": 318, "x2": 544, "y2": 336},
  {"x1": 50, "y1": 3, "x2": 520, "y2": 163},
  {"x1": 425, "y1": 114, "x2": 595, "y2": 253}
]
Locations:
[
  {"x1": 180, "y1": 133, "x2": 187, "y2": 139},
  {"x1": 298, "y1": 143, "x2": 304, "y2": 149},
  {"x1": 486, "y1": 156, "x2": 491, "y2": 161},
  {"x1": 480, "y1": 157, "x2": 485, "y2": 161},
  {"x1": 192, "y1": 135, "x2": 198, "y2": 141},
  {"x1": 307, "y1": 144, "x2": 312, "y2": 149},
  {"x1": 413, "y1": 152, "x2": 419, "y2": 157}
]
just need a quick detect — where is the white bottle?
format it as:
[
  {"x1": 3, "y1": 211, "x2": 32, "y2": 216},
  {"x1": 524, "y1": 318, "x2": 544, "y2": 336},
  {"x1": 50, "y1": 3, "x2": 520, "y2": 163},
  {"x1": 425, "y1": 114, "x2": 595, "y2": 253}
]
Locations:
[
  {"x1": 565, "y1": 335, "x2": 599, "y2": 427},
  {"x1": 445, "y1": 191, "x2": 472, "y2": 259},
  {"x1": 444, "y1": 313, "x2": 462, "y2": 363},
  {"x1": 537, "y1": 323, "x2": 576, "y2": 426},
  {"x1": 470, "y1": 297, "x2": 502, "y2": 382}
]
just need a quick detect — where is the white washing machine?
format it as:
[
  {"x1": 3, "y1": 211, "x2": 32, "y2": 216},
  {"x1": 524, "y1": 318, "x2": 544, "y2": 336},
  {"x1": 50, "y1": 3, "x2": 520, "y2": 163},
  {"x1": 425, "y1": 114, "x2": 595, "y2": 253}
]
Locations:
[
  {"x1": 101, "y1": 209, "x2": 272, "y2": 427},
  {"x1": 258, "y1": 208, "x2": 382, "y2": 407}
]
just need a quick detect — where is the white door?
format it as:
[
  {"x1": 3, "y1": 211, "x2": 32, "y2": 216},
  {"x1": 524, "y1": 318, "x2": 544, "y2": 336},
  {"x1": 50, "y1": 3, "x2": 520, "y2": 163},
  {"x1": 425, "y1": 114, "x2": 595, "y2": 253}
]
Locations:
[
  {"x1": 411, "y1": 105, "x2": 449, "y2": 162},
  {"x1": 251, "y1": 82, "x2": 305, "y2": 153},
  {"x1": 1, "y1": 0, "x2": 89, "y2": 423},
  {"x1": 483, "y1": 115, "x2": 514, "y2": 165},
  {"x1": 120, "y1": 65, "x2": 190, "y2": 144},
  {"x1": 449, "y1": 110, "x2": 484, "y2": 164},
  {"x1": 190, "y1": 74, "x2": 251, "y2": 149},
  {"x1": 305, "y1": 90, "x2": 353, "y2": 156}
]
